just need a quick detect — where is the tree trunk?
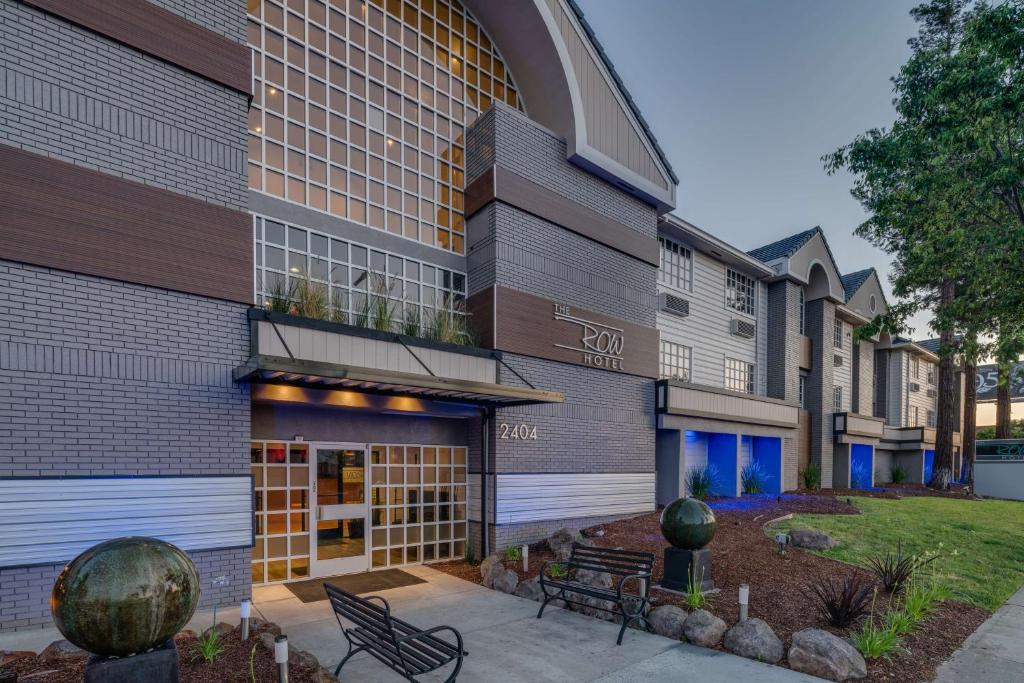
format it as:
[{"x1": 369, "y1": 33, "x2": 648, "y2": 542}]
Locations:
[
  {"x1": 929, "y1": 280, "x2": 956, "y2": 489},
  {"x1": 996, "y1": 360, "x2": 1012, "y2": 438},
  {"x1": 963, "y1": 358, "x2": 977, "y2": 485}
]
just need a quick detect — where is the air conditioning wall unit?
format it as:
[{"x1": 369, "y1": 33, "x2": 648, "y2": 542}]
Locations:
[
  {"x1": 660, "y1": 292, "x2": 689, "y2": 318},
  {"x1": 730, "y1": 318, "x2": 755, "y2": 339},
  {"x1": 909, "y1": 382, "x2": 921, "y2": 392},
  {"x1": 926, "y1": 388, "x2": 937, "y2": 398}
]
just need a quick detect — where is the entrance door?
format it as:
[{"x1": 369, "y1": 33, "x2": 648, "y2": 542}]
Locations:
[{"x1": 310, "y1": 445, "x2": 368, "y2": 576}]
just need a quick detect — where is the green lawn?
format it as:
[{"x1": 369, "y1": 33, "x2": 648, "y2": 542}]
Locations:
[{"x1": 774, "y1": 496, "x2": 1024, "y2": 611}]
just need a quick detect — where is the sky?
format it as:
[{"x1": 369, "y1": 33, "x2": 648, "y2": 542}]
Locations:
[{"x1": 575, "y1": 0, "x2": 933, "y2": 335}]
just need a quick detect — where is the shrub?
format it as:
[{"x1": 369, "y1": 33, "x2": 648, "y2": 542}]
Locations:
[
  {"x1": 851, "y1": 594, "x2": 902, "y2": 660},
  {"x1": 548, "y1": 563, "x2": 569, "y2": 579},
  {"x1": 504, "y1": 546, "x2": 522, "y2": 562},
  {"x1": 800, "y1": 462, "x2": 822, "y2": 490},
  {"x1": 807, "y1": 572, "x2": 874, "y2": 628},
  {"x1": 685, "y1": 567, "x2": 707, "y2": 609},
  {"x1": 867, "y1": 540, "x2": 937, "y2": 593},
  {"x1": 741, "y1": 461, "x2": 769, "y2": 494},
  {"x1": 266, "y1": 276, "x2": 295, "y2": 313},
  {"x1": 685, "y1": 464, "x2": 719, "y2": 500},
  {"x1": 193, "y1": 609, "x2": 224, "y2": 664},
  {"x1": 293, "y1": 277, "x2": 328, "y2": 320},
  {"x1": 891, "y1": 463, "x2": 908, "y2": 484},
  {"x1": 902, "y1": 574, "x2": 949, "y2": 622},
  {"x1": 883, "y1": 599, "x2": 917, "y2": 637}
]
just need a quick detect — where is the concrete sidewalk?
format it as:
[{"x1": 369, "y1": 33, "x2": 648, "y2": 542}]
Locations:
[
  {"x1": 933, "y1": 586, "x2": 1024, "y2": 683},
  {"x1": 252, "y1": 565, "x2": 820, "y2": 682}
]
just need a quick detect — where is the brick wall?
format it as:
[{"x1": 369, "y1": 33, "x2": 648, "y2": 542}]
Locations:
[
  {"x1": 806, "y1": 298, "x2": 837, "y2": 487},
  {"x1": 0, "y1": 547, "x2": 250, "y2": 633},
  {"x1": 766, "y1": 280, "x2": 803, "y2": 403},
  {"x1": 0, "y1": 0, "x2": 247, "y2": 210}
]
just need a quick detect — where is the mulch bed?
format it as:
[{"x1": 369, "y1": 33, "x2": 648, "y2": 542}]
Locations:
[
  {"x1": 3, "y1": 624, "x2": 324, "y2": 683},
  {"x1": 434, "y1": 492, "x2": 989, "y2": 683},
  {"x1": 823, "y1": 483, "x2": 974, "y2": 500}
]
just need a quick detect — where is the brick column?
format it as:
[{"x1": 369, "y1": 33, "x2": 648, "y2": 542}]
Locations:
[
  {"x1": 805, "y1": 298, "x2": 837, "y2": 488},
  {"x1": 766, "y1": 281, "x2": 803, "y2": 403}
]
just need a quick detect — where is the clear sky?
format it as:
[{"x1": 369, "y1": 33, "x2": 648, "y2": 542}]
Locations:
[{"x1": 575, "y1": 0, "x2": 933, "y2": 335}]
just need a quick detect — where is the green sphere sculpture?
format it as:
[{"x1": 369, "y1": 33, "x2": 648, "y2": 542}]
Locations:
[
  {"x1": 51, "y1": 537, "x2": 200, "y2": 657},
  {"x1": 660, "y1": 497, "x2": 717, "y2": 550}
]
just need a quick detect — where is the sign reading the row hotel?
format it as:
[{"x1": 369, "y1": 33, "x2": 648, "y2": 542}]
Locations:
[{"x1": 468, "y1": 286, "x2": 659, "y2": 378}]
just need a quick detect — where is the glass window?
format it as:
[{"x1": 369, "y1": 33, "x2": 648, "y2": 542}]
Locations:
[
  {"x1": 725, "y1": 357, "x2": 755, "y2": 395},
  {"x1": 726, "y1": 269, "x2": 755, "y2": 316},
  {"x1": 659, "y1": 340, "x2": 691, "y2": 382},
  {"x1": 799, "y1": 288, "x2": 805, "y2": 335},
  {"x1": 799, "y1": 373, "x2": 806, "y2": 408},
  {"x1": 658, "y1": 237, "x2": 692, "y2": 291},
  {"x1": 834, "y1": 319, "x2": 844, "y2": 349},
  {"x1": 247, "y1": 0, "x2": 524, "y2": 254},
  {"x1": 927, "y1": 409, "x2": 936, "y2": 427},
  {"x1": 834, "y1": 385, "x2": 843, "y2": 412}
]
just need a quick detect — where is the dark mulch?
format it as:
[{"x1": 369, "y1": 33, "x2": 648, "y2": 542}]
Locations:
[
  {"x1": 434, "y1": 493, "x2": 989, "y2": 683},
  {"x1": 4, "y1": 626, "x2": 323, "y2": 683},
  {"x1": 822, "y1": 483, "x2": 974, "y2": 500}
]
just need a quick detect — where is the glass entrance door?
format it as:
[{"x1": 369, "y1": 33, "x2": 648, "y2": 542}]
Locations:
[{"x1": 310, "y1": 445, "x2": 368, "y2": 577}]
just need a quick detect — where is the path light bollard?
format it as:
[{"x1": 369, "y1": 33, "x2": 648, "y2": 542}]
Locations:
[
  {"x1": 240, "y1": 599, "x2": 252, "y2": 641},
  {"x1": 522, "y1": 544, "x2": 529, "y2": 572},
  {"x1": 275, "y1": 634, "x2": 289, "y2": 683},
  {"x1": 738, "y1": 584, "x2": 750, "y2": 622}
]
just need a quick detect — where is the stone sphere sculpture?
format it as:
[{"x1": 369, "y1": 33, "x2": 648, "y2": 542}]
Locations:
[
  {"x1": 660, "y1": 497, "x2": 717, "y2": 550},
  {"x1": 51, "y1": 537, "x2": 200, "y2": 657}
]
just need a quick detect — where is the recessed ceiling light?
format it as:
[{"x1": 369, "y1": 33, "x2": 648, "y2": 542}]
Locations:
[
  {"x1": 268, "y1": 87, "x2": 277, "y2": 96},
  {"x1": 289, "y1": 267, "x2": 300, "y2": 273}
]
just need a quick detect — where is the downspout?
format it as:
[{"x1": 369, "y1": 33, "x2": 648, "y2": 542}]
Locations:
[{"x1": 480, "y1": 407, "x2": 493, "y2": 559}]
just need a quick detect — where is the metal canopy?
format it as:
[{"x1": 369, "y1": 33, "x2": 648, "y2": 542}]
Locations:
[{"x1": 234, "y1": 355, "x2": 564, "y2": 407}]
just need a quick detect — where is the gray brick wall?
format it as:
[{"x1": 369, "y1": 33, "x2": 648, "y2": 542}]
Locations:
[
  {"x1": 766, "y1": 280, "x2": 802, "y2": 403},
  {"x1": 0, "y1": 0, "x2": 247, "y2": 210},
  {"x1": 150, "y1": 0, "x2": 246, "y2": 42},
  {"x1": 0, "y1": 547, "x2": 250, "y2": 633},
  {"x1": 0, "y1": 260, "x2": 250, "y2": 477},
  {"x1": 805, "y1": 298, "x2": 836, "y2": 488}
]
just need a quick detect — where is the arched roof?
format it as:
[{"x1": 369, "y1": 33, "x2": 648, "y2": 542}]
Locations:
[{"x1": 463, "y1": 0, "x2": 677, "y2": 211}]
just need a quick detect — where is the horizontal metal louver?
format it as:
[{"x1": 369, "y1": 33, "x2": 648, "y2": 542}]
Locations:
[
  {"x1": 834, "y1": 354, "x2": 843, "y2": 367},
  {"x1": 909, "y1": 382, "x2": 921, "y2": 392},
  {"x1": 730, "y1": 318, "x2": 755, "y2": 338},
  {"x1": 926, "y1": 388, "x2": 937, "y2": 398},
  {"x1": 660, "y1": 292, "x2": 690, "y2": 317}
]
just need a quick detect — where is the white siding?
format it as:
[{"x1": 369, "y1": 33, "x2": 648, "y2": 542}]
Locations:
[
  {"x1": 0, "y1": 477, "x2": 252, "y2": 568},
  {"x1": 657, "y1": 250, "x2": 759, "y2": 391},
  {"x1": 907, "y1": 357, "x2": 937, "y2": 426},
  {"x1": 494, "y1": 473, "x2": 655, "y2": 524},
  {"x1": 833, "y1": 320, "x2": 853, "y2": 411}
]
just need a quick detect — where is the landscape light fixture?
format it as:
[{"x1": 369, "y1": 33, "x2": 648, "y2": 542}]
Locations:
[
  {"x1": 738, "y1": 583, "x2": 750, "y2": 622},
  {"x1": 240, "y1": 599, "x2": 252, "y2": 640},
  {"x1": 775, "y1": 532, "x2": 789, "y2": 555},
  {"x1": 522, "y1": 544, "x2": 529, "y2": 572},
  {"x1": 275, "y1": 634, "x2": 289, "y2": 683}
]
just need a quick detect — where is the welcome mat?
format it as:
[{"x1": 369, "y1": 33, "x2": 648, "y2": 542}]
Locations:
[{"x1": 285, "y1": 569, "x2": 427, "y2": 603}]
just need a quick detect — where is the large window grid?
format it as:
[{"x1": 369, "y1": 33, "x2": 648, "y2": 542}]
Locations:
[
  {"x1": 658, "y1": 237, "x2": 692, "y2": 291},
  {"x1": 252, "y1": 442, "x2": 312, "y2": 584},
  {"x1": 370, "y1": 445, "x2": 467, "y2": 568},
  {"x1": 659, "y1": 339, "x2": 691, "y2": 381},
  {"x1": 833, "y1": 319, "x2": 844, "y2": 349},
  {"x1": 725, "y1": 357, "x2": 755, "y2": 395},
  {"x1": 254, "y1": 215, "x2": 467, "y2": 324},
  {"x1": 834, "y1": 386, "x2": 843, "y2": 412},
  {"x1": 246, "y1": 0, "x2": 524, "y2": 255},
  {"x1": 726, "y1": 269, "x2": 755, "y2": 316}
]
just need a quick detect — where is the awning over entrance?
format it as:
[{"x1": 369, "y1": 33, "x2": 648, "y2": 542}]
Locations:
[{"x1": 234, "y1": 354, "x2": 564, "y2": 407}]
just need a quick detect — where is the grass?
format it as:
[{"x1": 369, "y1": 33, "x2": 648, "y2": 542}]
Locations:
[{"x1": 775, "y1": 496, "x2": 1024, "y2": 610}]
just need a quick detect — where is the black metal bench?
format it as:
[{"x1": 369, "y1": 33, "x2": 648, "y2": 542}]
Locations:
[
  {"x1": 537, "y1": 543, "x2": 654, "y2": 645},
  {"x1": 325, "y1": 582, "x2": 467, "y2": 682}
]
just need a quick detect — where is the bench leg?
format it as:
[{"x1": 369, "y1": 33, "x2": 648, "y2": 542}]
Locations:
[
  {"x1": 442, "y1": 651, "x2": 465, "y2": 683},
  {"x1": 334, "y1": 643, "x2": 367, "y2": 676}
]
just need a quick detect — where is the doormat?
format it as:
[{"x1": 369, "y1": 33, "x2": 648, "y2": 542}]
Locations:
[{"x1": 285, "y1": 569, "x2": 427, "y2": 603}]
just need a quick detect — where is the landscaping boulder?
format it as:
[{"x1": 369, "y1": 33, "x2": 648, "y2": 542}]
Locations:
[
  {"x1": 315, "y1": 668, "x2": 340, "y2": 683},
  {"x1": 203, "y1": 622, "x2": 235, "y2": 639},
  {"x1": 38, "y1": 639, "x2": 85, "y2": 664},
  {"x1": 789, "y1": 528, "x2": 838, "y2": 550},
  {"x1": 289, "y1": 647, "x2": 321, "y2": 671},
  {"x1": 648, "y1": 605, "x2": 688, "y2": 640},
  {"x1": 514, "y1": 576, "x2": 544, "y2": 602},
  {"x1": 480, "y1": 554, "x2": 503, "y2": 588},
  {"x1": 259, "y1": 631, "x2": 277, "y2": 652},
  {"x1": 547, "y1": 528, "x2": 577, "y2": 561},
  {"x1": 492, "y1": 568, "x2": 519, "y2": 594},
  {"x1": 682, "y1": 609, "x2": 727, "y2": 647},
  {"x1": 788, "y1": 628, "x2": 867, "y2": 681},
  {"x1": 250, "y1": 617, "x2": 282, "y2": 636},
  {"x1": 576, "y1": 566, "x2": 612, "y2": 590},
  {"x1": 723, "y1": 618, "x2": 783, "y2": 664},
  {"x1": 575, "y1": 594, "x2": 616, "y2": 621}
]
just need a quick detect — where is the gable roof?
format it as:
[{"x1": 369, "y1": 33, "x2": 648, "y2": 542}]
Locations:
[
  {"x1": 840, "y1": 268, "x2": 875, "y2": 303},
  {"x1": 747, "y1": 227, "x2": 821, "y2": 263},
  {"x1": 917, "y1": 338, "x2": 941, "y2": 354},
  {"x1": 565, "y1": 0, "x2": 678, "y2": 184}
]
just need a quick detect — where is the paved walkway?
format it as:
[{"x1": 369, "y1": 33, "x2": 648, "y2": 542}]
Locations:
[
  {"x1": 252, "y1": 565, "x2": 819, "y2": 682},
  {"x1": 933, "y1": 586, "x2": 1024, "y2": 683}
]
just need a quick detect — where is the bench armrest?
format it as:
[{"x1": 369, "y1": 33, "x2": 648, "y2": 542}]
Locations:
[
  {"x1": 363, "y1": 594, "x2": 392, "y2": 614},
  {"x1": 616, "y1": 572, "x2": 652, "y2": 600},
  {"x1": 396, "y1": 624, "x2": 466, "y2": 655}
]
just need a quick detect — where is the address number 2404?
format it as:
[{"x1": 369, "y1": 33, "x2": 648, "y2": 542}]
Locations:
[{"x1": 498, "y1": 422, "x2": 538, "y2": 440}]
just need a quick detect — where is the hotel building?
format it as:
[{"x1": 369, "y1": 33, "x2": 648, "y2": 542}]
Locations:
[{"x1": 0, "y1": 0, "x2": 960, "y2": 633}]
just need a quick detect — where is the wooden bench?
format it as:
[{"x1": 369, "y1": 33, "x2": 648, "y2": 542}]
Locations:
[
  {"x1": 538, "y1": 543, "x2": 654, "y2": 645},
  {"x1": 325, "y1": 582, "x2": 467, "y2": 682}
]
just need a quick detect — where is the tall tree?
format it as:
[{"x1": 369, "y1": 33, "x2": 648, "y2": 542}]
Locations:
[
  {"x1": 961, "y1": 333, "x2": 980, "y2": 483},
  {"x1": 995, "y1": 329, "x2": 1024, "y2": 438},
  {"x1": 826, "y1": 0, "x2": 1024, "y2": 488}
]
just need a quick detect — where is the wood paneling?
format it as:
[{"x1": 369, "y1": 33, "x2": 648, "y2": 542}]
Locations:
[
  {"x1": 0, "y1": 476, "x2": 252, "y2": 568},
  {"x1": 0, "y1": 146, "x2": 252, "y2": 303},
  {"x1": 494, "y1": 472, "x2": 655, "y2": 525},
  {"x1": 471, "y1": 286, "x2": 659, "y2": 378},
  {"x1": 23, "y1": 0, "x2": 251, "y2": 95},
  {"x1": 465, "y1": 165, "x2": 659, "y2": 266},
  {"x1": 663, "y1": 383, "x2": 800, "y2": 428}
]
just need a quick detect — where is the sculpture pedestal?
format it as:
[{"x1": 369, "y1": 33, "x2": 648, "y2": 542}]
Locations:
[
  {"x1": 85, "y1": 639, "x2": 178, "y2": 683},
  {"x1": 661, "y1": 547, "x2": 713, "y2": 592}
]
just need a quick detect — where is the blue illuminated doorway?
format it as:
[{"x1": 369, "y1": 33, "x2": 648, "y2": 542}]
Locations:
[{"x1": 850, "y1": 444, "x2": 874, "y2": 489}]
